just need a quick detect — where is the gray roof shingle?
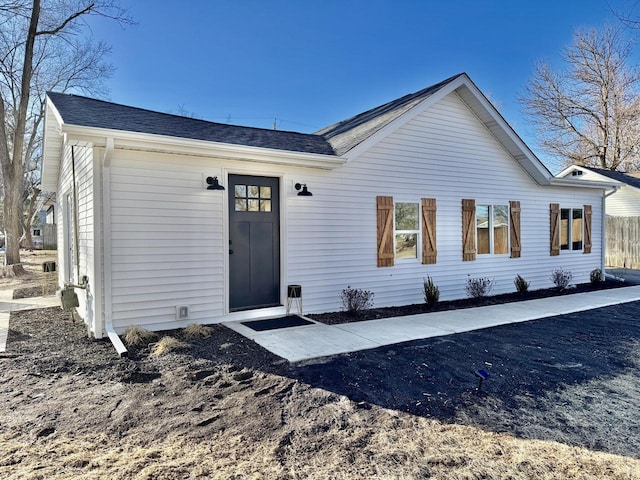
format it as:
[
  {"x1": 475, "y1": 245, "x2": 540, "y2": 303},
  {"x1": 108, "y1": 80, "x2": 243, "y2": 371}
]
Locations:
[{"x1": 46, "y1": 92, "x2": 336, "y2": 156}]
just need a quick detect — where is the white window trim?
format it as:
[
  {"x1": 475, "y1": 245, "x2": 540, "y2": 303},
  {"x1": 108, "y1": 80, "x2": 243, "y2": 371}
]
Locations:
[{"x1": 560, "y1": 207, "x2": 584, "y2": 252}]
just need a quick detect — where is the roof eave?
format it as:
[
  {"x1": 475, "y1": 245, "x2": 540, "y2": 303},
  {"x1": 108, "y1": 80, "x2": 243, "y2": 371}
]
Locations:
[
  {"x1": 41, "y1": 96, "x2": 65, "y2": 192},
  {"x1": 549, "y1": 177, "x2": 621, "y2": 189},
  {"x1": 60, "y1": 124, "x2": 347, "y2": 170}
]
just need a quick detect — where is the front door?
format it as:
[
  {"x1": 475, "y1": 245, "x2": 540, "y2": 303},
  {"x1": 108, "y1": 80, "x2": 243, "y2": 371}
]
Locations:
[{"x1": 228, "y1": 175, "x2": 280, "y2": 311}]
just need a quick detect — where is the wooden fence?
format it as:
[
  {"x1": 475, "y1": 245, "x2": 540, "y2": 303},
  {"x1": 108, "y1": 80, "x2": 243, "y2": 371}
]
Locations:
[
  {"x1": 42, "y1": 224, "x2": 57, "y2": 250},
  {"x1": 606, "y1": 216, "x2": 640, "y2": 268}
]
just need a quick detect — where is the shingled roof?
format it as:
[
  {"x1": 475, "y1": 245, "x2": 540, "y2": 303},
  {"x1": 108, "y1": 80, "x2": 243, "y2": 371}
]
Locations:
[
  {"x1": 46, "y1": 92, "x2": 336, "y2": 156},
  {"x1": 582, "y1": 166, "x2": 640, "y2": 190},
  {"x1": 316, "y1": 73, "x2": 464, "y2": 155},
  {"x1": 47, "y1": 74, "x2": 466, "y2": 158}
]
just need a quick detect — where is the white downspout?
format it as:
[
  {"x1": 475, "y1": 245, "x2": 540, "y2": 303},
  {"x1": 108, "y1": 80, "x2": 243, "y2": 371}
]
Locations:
[
  {"x1": 102, "y1": 137, "x2": 127, "y2": 356},
  {"x1": 602, "y1": 186, "x2": 620, "y2": 274}
]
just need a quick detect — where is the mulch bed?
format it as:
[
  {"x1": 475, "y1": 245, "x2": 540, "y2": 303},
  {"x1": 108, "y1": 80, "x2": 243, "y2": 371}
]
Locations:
[{"x1": 308, "y1": 280, "x2": 627, "y2": 324}]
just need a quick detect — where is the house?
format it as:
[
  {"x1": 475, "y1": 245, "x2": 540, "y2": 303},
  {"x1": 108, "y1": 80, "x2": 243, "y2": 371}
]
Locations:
[{"x1": 41, "y1": 73, "x2": 617, "y2": 353}]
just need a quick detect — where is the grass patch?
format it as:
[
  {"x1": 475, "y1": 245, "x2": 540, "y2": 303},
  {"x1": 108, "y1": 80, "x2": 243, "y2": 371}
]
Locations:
[
  {"x1": 150, "y1": 336, "x2": 188, "y2": 356},
  {"x1": 183, "y1": 323, "x2": 213, "y2": 340},
  {"x1": 123, "y1": 326, "x2": 158, "y2": 347}
]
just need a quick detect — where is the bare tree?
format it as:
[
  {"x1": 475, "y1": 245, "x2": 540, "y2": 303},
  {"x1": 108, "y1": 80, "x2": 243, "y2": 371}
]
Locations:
[
  {"x1": 0, "y1": 0, "x2": 131, "y2": 274},
  {"x1": 521, "y1": 26, "x2": 640, "y2": 172}
]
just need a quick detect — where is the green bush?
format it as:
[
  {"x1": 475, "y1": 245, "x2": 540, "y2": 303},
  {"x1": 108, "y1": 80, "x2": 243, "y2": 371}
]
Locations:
[
  {"x1": 514, "y1": 274, "x2": 530, "y2": 294},
  {"x1": 423, "y1": 276, "x2": 440, "y2": 307}
]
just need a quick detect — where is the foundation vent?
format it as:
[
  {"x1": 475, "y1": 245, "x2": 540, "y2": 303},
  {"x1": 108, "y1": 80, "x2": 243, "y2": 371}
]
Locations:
[{"x1": 176, "y1": 305, "x2": 190, "y2": 321}]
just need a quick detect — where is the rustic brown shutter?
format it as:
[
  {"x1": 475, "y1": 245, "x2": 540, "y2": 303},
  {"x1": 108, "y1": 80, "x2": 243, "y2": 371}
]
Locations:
[
  {"x1": 509, "y1": 201, "x2": 521, "y2": 258},
  {"x1": 550, "y1": 203, "x2": 560, "y2": 256},
  {"x1": 462, "y1": 199, "x2": 476, "y2": 261},
  {"x1": 376, "y1": 196, "x2": 394, "y2": 267},
  {"x1": 421, "y1": 198, "x2": 437, "y2": 264},
  {"x1": 584, "y1": 204, "x2": 592, "y2": 254}
]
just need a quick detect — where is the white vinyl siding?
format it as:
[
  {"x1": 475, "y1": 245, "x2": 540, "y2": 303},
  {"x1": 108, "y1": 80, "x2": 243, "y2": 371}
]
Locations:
[{"x1": 286, "y1": 92, "x2": 604, "y2": 313}]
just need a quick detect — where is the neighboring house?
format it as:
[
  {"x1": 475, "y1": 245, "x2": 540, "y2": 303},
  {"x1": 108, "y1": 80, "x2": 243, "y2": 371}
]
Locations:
[
  {"x1": 41, "y1": 73, "x2": 616, "y2": 350},
  {"x1": 558, "y1": 166, "x2": 638, "y2": 216}
]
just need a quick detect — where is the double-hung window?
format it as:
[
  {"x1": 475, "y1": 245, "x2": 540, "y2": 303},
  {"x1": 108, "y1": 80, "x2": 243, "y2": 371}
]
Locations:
[
  {"x1": 394, "y1": 202, "x2": 419, "y2": 260},
  {"x1": 476, "y1": 204, "x2": 509, "y2": 255}
]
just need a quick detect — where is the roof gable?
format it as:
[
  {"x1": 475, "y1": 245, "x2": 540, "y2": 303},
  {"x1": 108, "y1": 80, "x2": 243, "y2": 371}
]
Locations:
[{"x1": 316, "y1": 74, "x2": 463, "y2": 156}]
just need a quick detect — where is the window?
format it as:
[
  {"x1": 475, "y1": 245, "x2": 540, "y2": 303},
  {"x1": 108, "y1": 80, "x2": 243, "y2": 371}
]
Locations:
[
  {"x1": 234, "y1": 184, "x2": 271, "y2": 212},
  {"x1": 476, "y1": 204, "x2": 509, "y2": 255},
  {"x1": 395, "y1": 202, "x2": 419, "y2": 259},
  {"x1": 560, "y1": 208, "x2": 583, "y2": 251}
]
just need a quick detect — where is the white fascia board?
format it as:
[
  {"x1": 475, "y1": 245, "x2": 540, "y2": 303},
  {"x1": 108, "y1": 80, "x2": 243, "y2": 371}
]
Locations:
[
  {"x1": 41, "y1": 97, "x2": 65, "y2": 192},
  {"x1": 549, "y1": 177, "x2": 621, "y2": 189},
  {"x1": 61, "y1": 124, "x2": 346, "y2": 170}
]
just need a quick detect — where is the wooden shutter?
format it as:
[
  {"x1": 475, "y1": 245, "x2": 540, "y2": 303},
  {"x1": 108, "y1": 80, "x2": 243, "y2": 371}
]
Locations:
[
  {"x1": 462, "y1": 199, "x2": 476, "y2": 261},
  {"x1": 584, "y1": 204, "x2": 592, "y2": 254},
  {"x1": 421, "y1": 198, "x2": 437, "y2": 264},
  {"x1": 376, "y1": 196, "x2": 394, "y2": 267},
  {"x1": 509, "y1": 201, "x2": 521, "y2": 258},
  {"x1": 550, "y1": 203, "x2": 560, "y2": 256}
]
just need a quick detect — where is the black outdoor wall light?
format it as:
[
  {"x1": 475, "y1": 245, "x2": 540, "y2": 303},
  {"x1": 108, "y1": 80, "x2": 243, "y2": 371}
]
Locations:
[
  {"x1": 295, "y1": 183, "x2": 312, "y2": 196},
  {"x1": 206, "y1": 176, "x2": 225, "y2": 190}
]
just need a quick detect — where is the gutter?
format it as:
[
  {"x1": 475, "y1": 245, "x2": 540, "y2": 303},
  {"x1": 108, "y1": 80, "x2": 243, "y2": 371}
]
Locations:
[
  {"x1": 602, "y1": 185, "x2": 621, "y2": 275},
  {"x1": 102, "y1": 137, "x2": 128, "y2": 357}
]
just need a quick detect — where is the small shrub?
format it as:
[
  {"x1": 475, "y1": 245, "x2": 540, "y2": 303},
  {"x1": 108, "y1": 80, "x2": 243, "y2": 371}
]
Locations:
[
  {"x1": 514, "y1": 274, "x2": 530, "y2": 294},
  {"x1": 551, "y1": 268, "x2": 573, "y2": 290},
  {"x1": 151, "y1": 336, "x2": 188, "y2": 357},
  {"x1": 590, "y1": 268, "x2": 604, "y2": 284},
  {"x1": 423, "y1": 276, "x2": 440, "y2": 307},
  {"x1": 184, "y1": 323, "x2": 213, "y2": 340},
  {"x1": 340, "y1": 285, "x2": 374, "y2": 316},
  {"x1": 465, "y1": 277, "x2": 495, "y2": 298},
  {"x1": 123, "y1": 326, "x2": 158, "y2": 347}
]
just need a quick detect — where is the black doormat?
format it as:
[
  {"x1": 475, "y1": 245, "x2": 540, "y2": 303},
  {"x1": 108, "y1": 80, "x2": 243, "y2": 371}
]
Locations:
[{"x1": 241, "y1": 315, "x2": 314, "y2": 332}]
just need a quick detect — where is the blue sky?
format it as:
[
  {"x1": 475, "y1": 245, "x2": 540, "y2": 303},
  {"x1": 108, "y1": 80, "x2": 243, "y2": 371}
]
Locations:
[{"x1": 88, "y1": 0, "x2": 638, "y2": 172}]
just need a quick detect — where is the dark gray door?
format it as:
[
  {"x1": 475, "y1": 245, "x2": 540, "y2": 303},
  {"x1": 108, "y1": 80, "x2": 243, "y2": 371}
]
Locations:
[{"x1": 229, "y1": 175, "x2": 280, "y2": 311}]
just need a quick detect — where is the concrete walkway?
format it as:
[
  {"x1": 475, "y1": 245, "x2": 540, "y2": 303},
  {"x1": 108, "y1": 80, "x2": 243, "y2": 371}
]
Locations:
[
  {"x1": 0, "y1": 290, "x2": 60, "y2": 352},
  {"x1": 224, "y1": 285, "x2": 640, "y2": 363}
]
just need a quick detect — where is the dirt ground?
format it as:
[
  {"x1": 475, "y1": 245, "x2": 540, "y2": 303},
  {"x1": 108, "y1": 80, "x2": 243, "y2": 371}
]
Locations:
[{"x1": 1, "y1": 280, "x2": 640, "y2": 479}]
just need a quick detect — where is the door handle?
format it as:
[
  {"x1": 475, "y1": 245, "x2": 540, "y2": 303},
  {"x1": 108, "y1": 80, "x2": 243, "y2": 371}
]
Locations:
[{"x1": 229, "y1": 249, "x2": 234, "y2": 254}]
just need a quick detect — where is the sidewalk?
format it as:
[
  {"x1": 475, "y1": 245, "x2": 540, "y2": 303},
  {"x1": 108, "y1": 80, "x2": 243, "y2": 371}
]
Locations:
[
  {"x1": 224, "y1": 285, "x2": 640, "y2": 363},
  {"x1": 0, "y1": 290, "x2": 60, "y2": 352}
]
